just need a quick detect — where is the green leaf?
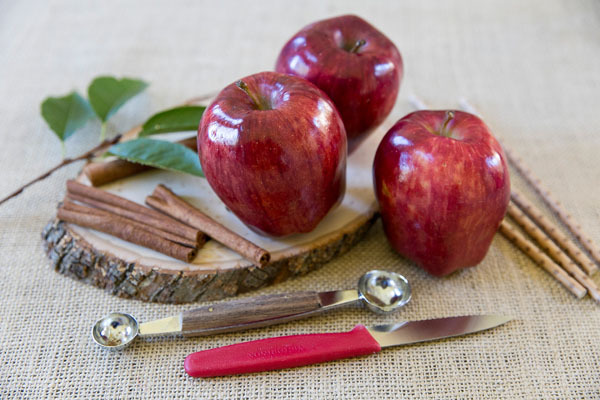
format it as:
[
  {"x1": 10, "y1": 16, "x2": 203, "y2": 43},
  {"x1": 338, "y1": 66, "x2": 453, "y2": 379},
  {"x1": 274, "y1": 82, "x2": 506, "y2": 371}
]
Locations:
[
  {"x1": 108, "y1": 138, "x2": 204, "y2": 177},
  {"x1": 139, "y1": 105, "x2": 206, "y2": 136},
  {"x1": 87, "y1": 76, "x2": 148, "y2": 122},
  {"x1": 40, "y1": 92, "x2": 95, "y2": 142}
]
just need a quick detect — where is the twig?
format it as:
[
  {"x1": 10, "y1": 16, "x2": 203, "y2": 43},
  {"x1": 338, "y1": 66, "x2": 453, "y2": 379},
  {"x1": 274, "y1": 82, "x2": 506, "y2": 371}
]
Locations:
[{"x1": 0, "y1": 134, "x2": 122, "y2": 206}]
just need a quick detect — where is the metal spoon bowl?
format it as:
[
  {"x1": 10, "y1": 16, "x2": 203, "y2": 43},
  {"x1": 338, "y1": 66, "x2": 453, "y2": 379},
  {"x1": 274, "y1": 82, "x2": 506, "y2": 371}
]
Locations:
[
  {"x1": 92, "y1": 312, "x2": 139, "y2": 350},
  {"x1": 358, "y1": 270, "x2": 411, "y2": 313},
  {"x1": 92, "y1": 269, "x2": 411, "y2": 349}
]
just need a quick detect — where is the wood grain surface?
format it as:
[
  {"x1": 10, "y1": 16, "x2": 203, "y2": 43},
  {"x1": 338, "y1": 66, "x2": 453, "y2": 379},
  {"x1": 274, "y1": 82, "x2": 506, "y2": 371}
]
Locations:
[{"x1": 181, "y1": 291, "x2": 322, "y2": 335}]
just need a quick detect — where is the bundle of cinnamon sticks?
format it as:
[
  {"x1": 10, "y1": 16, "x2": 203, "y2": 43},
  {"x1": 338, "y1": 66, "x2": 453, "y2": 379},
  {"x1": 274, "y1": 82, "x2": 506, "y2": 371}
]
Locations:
[{"x1": 58, "y1": 180, "x2": 269, "y2": 265}]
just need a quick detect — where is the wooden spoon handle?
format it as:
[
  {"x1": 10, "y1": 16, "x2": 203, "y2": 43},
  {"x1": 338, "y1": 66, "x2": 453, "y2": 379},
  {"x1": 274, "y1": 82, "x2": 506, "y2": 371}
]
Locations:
[{"x1": 181, "y1": 292, "x2": 322, "y2": 336}]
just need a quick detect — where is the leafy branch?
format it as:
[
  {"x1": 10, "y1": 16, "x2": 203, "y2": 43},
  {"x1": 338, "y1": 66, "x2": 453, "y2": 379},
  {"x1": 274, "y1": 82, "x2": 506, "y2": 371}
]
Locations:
[{"x1": 0, "y1": 75, "x2": 209, "y2": 206}]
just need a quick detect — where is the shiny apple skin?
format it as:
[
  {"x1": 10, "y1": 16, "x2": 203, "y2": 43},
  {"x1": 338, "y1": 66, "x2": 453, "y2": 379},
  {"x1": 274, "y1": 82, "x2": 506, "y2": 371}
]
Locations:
[
  {"x1": 275, "y1": 15, "x2": 403, "y2": 151},
  {"x1": 373, "y1": 110, "x2": 510, "y2": 276},
  {"x1": 198, "y1": 72, "x2": 347, "y2": 237}
]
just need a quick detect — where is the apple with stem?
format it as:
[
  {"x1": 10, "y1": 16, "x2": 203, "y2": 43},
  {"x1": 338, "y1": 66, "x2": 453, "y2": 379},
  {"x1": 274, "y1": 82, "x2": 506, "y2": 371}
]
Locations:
[
  {"x1": 275, "y1": 15, "x2": 403, "y2": 152},
  {"x1": 198, "y1": 71, "x2": 347, "y2": 237},
  {"x1": 373, "y1": 110, "x2": 510, "y2": 276}
]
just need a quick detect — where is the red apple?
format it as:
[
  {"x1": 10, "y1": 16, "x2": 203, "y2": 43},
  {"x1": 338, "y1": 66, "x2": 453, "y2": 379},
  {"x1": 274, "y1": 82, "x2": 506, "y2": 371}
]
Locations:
[
  {"x1": 373, "y1": 110, "x2": 510, "y2": 276},
  {"x1": 198, "y1": 71, "x2": 347, "y2": 237},
  {"x1": 275, "y1": 15, "x2": 403, "y2": 151}
]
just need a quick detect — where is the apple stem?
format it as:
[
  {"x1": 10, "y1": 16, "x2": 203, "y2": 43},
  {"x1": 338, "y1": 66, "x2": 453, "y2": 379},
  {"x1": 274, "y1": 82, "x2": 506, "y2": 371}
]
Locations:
[
  {"x1": 235, "y1": 80, "x2": 266, "y2": 110},
  {"x1": 441, "y1": 111, "x2": 455, "y2": 137},
  {"x1": 349, "y1": 39, "x2": 366, "y2": 53}
]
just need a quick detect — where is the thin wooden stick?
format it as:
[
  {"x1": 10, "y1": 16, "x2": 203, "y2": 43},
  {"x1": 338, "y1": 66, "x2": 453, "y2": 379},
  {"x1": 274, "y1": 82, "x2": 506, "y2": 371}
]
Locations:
[
  {"x1": 507, "y1": 202, "x2": 600, "y2": 302},
  {"x1": 511, "y1": 189, "x2": 598, "y2": 276},
  {"x1": 0, "y1": 134, "x2": 122, "y2": 206},
  {"x1": 498, "y1": 220, "x2": 586, "y2": 299},
  {"x1": 459, "y1": 98, "x2": 600, "y2": 270}
]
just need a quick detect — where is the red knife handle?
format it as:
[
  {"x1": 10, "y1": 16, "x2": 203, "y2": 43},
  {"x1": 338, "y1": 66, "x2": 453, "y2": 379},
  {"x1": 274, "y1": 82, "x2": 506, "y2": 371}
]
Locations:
[{"x1": 184, "y1": 324, "x2": 381, "y2": 377}]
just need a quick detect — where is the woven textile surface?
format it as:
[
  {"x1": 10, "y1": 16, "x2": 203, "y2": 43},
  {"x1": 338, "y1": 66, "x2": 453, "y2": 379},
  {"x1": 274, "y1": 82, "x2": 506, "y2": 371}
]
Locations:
[{"x1": 1, "y1": 0, "x2": 599, "y2": 398}]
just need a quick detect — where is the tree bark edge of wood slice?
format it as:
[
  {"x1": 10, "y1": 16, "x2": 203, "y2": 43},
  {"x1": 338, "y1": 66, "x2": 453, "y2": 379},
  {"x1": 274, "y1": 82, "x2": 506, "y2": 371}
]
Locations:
[{"x1": 41, "y1": 212, "x2": 379, "y2": 303}]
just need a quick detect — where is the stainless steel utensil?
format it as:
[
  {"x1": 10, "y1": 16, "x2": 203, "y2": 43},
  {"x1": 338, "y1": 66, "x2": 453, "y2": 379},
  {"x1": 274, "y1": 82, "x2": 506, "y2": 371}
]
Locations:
[{"x1": 91, "y1": 269, "x2": 411, "y2": 350}]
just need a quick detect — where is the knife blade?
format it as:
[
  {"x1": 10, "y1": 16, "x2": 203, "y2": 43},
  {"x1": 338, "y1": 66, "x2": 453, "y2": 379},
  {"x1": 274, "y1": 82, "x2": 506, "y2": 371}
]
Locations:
[{"x1": 184, "y1": 314, "x2": 511, "y2": 377}]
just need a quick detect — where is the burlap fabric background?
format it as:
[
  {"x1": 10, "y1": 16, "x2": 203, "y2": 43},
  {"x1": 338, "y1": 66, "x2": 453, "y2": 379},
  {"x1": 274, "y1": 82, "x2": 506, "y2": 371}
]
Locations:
[{"x1": 1, "y1": 0, "x2": 599, "y2": 398}]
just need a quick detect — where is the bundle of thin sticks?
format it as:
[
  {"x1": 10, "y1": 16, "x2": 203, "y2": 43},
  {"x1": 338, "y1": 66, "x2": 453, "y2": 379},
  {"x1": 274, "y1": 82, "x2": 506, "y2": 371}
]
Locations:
[
  {"x1": 58, "y1": 180, "x2": 270, "y2": 266},
  {"x1": 500, "y1": 188, "x2": 600, "y2": 302},
  {"x1": 457, "y1": 99, "x2": 600, "y2": 302}
]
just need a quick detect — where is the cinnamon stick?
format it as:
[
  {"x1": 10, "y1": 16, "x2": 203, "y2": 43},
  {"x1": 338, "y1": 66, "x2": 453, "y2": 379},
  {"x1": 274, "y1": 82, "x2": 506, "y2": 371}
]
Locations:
[
  {"x1": 83, "y1": 136, "x2": 198, "y2": 186},
  {"x1": 145, "y1": 184, "x2": 270, "y2": 266},
  {"x1": 83, "y1": 160, "x2": 151, "y2": 187},
  {"x1": 63, "y1": 199, "x2": 198, "y2": 248},
  {"x1": 499, "y1": 220, "x2": 586, "y2": 299},
  {"x1": 507, "y1": 202, "x2": 600, "y2": 303},
  {"x1": 65, "y1": 192, "x2": 203, "y2": 248},
  {"x1": 57, "y1": 204, "x2": 197, "y2": 263},
  {"x1": 66, "y1": 180, "x2": 204, "y2": 245},
  {"x1": 511, "y1": 189, "x2": 598, "y2": 276}
]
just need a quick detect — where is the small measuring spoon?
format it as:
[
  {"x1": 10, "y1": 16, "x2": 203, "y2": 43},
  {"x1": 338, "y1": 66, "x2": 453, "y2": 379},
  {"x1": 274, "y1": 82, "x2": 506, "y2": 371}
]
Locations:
[{"x1": 92, "y1": 269, "x2": 411, "y2": 350}]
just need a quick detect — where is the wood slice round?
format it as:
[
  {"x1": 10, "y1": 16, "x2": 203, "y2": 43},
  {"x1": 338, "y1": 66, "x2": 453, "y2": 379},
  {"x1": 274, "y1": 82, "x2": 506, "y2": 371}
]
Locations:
[{"x1": 41, "y1": 123, "x2": 390, "y2": 303}]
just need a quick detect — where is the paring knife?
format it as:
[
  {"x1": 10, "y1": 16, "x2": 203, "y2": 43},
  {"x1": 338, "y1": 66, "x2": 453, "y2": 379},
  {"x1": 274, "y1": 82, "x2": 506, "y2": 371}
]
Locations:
[{"x1": 184, "y1": 314, "x2": 511, "y2": 377}]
